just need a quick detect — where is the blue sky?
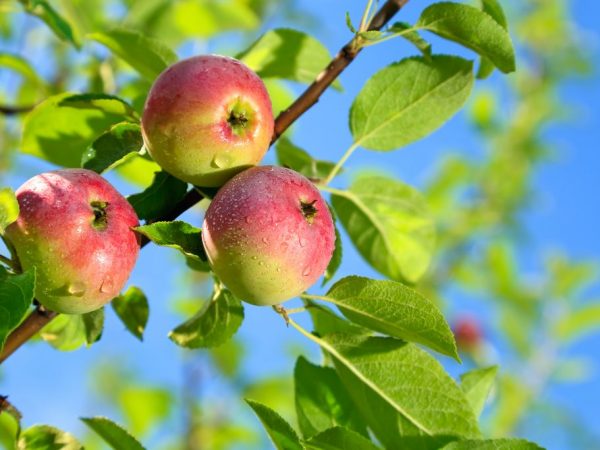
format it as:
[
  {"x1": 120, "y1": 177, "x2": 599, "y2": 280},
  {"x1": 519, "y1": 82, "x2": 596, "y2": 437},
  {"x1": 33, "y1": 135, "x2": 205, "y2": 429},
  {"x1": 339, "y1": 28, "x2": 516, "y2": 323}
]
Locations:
[{"x1": 1, "y1": 0, "x2": 599, "y2": 448}]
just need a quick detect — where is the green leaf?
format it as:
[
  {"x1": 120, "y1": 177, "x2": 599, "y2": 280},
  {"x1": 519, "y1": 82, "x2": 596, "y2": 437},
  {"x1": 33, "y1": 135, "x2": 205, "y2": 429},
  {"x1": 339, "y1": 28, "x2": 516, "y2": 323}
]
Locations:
[
  {"x1": 40, "y1": 309, "x2": 103, "y2": 350},
  {"x1": 476, "y1": 0, "x2": 508, "y2": 79},
  {"x1": 0, "y1": 269, "x2": 35, "y2": 352},
  {"x1": 245, "y1": 399, "x2": 304, "y2": 450},
  {"x1": 0, "y1": 406, "x2": 20, "y2": 449},
  {"x1": 276, "y1": 138, "x2": 337, "y2": 181},
  {"x1": 81, "y1": 416, "x2": 145, "y2": 450},
  {"x1": 0, "y1": 188, "x2": 19, "y2": 234},
  {"x1": 460, "y1": 366, "x2": 498, "y2": 417},
  {"x1": 118, "y1": 387, "x2": 172, "y2": 437},
  {"x1": 20, "y1": 0, "x2": 78, "y2": 47},
  {"x1": 441, "y1": 439, "x2": 544, "y2": 450},
  {"x1": 133, "y1": 221, "x2": 207, "y2": 267},
  {"x1": 330, "y1": 175, "x2": 435, "y2": 283},
  {"x1": 416, "y1": 2, "x2": 515, "y2": 73},
  {"x1": 349, "y1": 55, "x2": 473, "y2": 151},
  {"x1": 22, "y1": 93, "x2": 136, "y2": 167},
  {"x1": 322, "y1": 225, "x2": 342, "y2": 286},
  {"x1": 305, "y1": 302, "x2": 370, "y2": 337},
  {"x1": 127, "y1": 172, "x2": 188, "y2": 221},
  {"x1": 308, "y1": 333, "x2": 480, "y2": 447},
  {"x1": 553, "y1": 303, "x2": 600, "y2": 343},
  {"x1": 88, "y1": 27, "x2": 177, "y2": 81},
  {"x1": 313, "y1": 276, "x2": 458, "y2": 360},
  {"x1": 388, "y1": 22, "x2": 432, "y2": 59},
  {"x1": 17, "y1": 424, "x2": 82, "y2": 450},
  {"x1": 82, "y1": 122, "x2": 143, "y2": 173},
  {"x1": 169, "y1": 289, "x2": 243, "y2": 348},
  {"x1": 345, "y1": 12, "x2": 357, "y2": 33},
  {"x1": 295, "y1": 357, "x2": 368, "y2": 439},
  {"x1": 112, "y1": 286, "x2": 149, "y2": 341},
  {"x1": 304, "y1": 427, "x2": 379, "y2": 450},
  {"x1": 237, "y1": 28, "x2": 341, "y2": 90},
  {"x1": 82, "y1": 307, "x2": 104, "y2": 345}
]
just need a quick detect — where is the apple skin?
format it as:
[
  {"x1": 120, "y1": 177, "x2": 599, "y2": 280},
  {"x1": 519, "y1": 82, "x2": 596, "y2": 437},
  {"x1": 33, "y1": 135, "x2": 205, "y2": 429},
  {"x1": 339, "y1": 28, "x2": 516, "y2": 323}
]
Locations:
[
  {"x1": 5, "y1": 169, "x2": 140, "y2": 314},
  {"x1": 202, "y1": 166, "x2": 335, "y2": 306},
  {"x1": 141, "y1": 55, "x2": 274, "y2": 187}
]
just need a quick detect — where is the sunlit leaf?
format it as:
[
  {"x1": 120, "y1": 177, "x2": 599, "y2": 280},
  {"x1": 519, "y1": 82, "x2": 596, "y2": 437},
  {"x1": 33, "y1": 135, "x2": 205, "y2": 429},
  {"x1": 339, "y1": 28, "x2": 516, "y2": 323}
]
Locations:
[
  {"x1": 304, "y1": 427, "x2": 379, "y2": 450},
  {"x1": 330, "y1": 175, "x2": 435, "y2": 283},
  {"x1": 350, "y1": 56, "x2": 473, "y2": 151},
  {"x1": 17, "y1": 424, "x2": 82, "y2": 450},
  {"x1": 416, "y1": 2, "x2": 515, "y2": 73},
  {"x1": 245, "y1": 399, "x2": 303, "y2": 450},
  {"x1": 112, "y1": 286, "x2": 149, "y2": 341},
  {"x1": 81, "y1": 416, "x2": 145, "y2": 450},
  {"x1": 460, "y1": 366, "x2": 498, "y2": 417},
  {"x1": 441, "y1": 439, "x2": 543, "y2": 450},
  {"x1": 127, "y1": 172, "x2": 188, "y2": 221},
  {"x1": 82, "y1": 122, "x2": 143, "y2": 173},
  {"x1": 169, "y1": 289, "x2": 243, "y2": 348},
  {"x1": 0, "y1": 188, "x2": 19, "y2": 234},
  {"x1": 0, "y1": 268, "x2": 34, "y2": 352}
]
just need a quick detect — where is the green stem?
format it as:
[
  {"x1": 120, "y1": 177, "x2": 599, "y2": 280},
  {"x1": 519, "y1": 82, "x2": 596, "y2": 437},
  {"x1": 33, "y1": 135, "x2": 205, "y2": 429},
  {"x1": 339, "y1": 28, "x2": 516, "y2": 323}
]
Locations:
[
  {"x1": 359, "y1": 0, "x2": 375, "y2": 31},
  {"x1": 323, "y1": 141, "x2": 360, "y2": 186}
]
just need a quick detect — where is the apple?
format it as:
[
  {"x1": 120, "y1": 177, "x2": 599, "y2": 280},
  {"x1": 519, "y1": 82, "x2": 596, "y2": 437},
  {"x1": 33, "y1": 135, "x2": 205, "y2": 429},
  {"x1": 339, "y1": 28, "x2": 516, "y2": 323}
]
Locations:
[
  {"x1": 141, "y1": 55, "x2": 274, "y2": 187},
  {"x1": 202, "y1": 166, "x2": 335, "y2": 306},
  {"x1": 453, "y1": 316, "x2": 483, "y2": 352},
  {"x1": 5, "y1": 169, "x2": 140, "y2": 314}
]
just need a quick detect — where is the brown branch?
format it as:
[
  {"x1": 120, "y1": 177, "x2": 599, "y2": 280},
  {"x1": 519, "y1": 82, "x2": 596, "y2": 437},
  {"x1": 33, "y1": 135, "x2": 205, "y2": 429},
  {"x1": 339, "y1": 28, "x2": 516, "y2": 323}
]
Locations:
[
  {"x1": 0, "y1": 104, "x2": 35, "y2": 115},
  {"x1": 0, "y1": 0, "x2": 409, "y2": 365},
  {"x1": 271, "y1": 0, "x2": 410, "y2": 141}
]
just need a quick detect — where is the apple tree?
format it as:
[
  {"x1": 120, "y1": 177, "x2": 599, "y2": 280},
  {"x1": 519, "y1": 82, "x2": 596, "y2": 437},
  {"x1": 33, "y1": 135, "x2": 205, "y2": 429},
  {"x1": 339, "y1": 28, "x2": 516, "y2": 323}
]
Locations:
[{"x1": 0, "y1": 0, "x2": 597, "y2": 449}]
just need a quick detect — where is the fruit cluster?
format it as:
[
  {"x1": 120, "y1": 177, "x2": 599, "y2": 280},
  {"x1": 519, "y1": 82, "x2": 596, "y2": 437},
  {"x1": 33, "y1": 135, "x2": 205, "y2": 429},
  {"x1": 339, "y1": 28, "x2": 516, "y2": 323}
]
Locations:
[{"x1": 5, "y1": 55, "x2": 335, "y2": 314}]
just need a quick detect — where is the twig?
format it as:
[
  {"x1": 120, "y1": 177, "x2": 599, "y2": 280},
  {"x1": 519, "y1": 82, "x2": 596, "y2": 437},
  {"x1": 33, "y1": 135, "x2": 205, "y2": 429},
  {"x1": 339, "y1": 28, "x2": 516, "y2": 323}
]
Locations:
[
  {"x1": 271, "y1": 0, "x2": 410, "y2": 141},
  {"x1": 0, "y1": 0, "x2": 410, "y2": 364}
]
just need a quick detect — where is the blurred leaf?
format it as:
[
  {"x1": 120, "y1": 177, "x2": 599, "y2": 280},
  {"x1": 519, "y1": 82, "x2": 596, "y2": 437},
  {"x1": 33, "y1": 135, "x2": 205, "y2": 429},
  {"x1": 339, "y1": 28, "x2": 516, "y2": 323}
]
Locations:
[
  {"x1": 0, "y1": 187, "x2": 19, "y2": 234},
  {"x1": 322, "y1": 225, "x2": 342, "y2": 286},
  {"x1": 460, "y1": 366, "x2": 498, "y2": 417},
  {"x1": 238, "y1": 28, "x2": 341, "y2": 89},
  {"x1": 490, "y1": 375, "x2": 531, "y2": 437},
  {"x1": 441, "y1": 439, "x2": 543, "y2": 449},
  {"x1": 304, "y1": 427, "x2": 379, "y2": 450},
  {"x1": 210, "y1": 338, "x2": 244, "y2": 377},
  {"x1": 0, "y1": 53, "x2": 42, "y2": 85},
  {"x1": 82, "y1": 122, "x2": 143, "y2": 174},
  {"x1": 0, "y1": 269, "x2": 35, "y2": 352},
  {"x1": 349, "y1": 56, "x2": 473, "y2": 151},
  {"x1": 0, "y1": 408, "x2": 20, "y2": 449},
  {"x1": 388, "y1": 22, "x2": 431, "y2": 59},
  {"x1": 295, "y1": 357, "x2": 368, "y2": 439},
  {"x1": 312, "y1": 276, "x2": 458, "y2": 359},
  {"x1": 416, "y1": 3, "x2": 515, "y2": 73},
  {"x1": 263, "y1": 78, "x2": 295, "y2": 116},
  {"x1": 88, "y1": 27, "x2": 177, "y2": 81},
  {"x1": 17, "y1": 424, "x2": 82, "y2": 449},
  {"x1": 314, "y1": 334, "x2": 480, "y2": 446},
  {"x1": 115, "y1": 156, "x2": 162, "y2": 188},
  {"x1": 19, "y1": 0, "x2": 78, "y2": 47},
  {"x1": 118, "y1": 387, "x2": 172, "y2": 437},
  {"x1": 546, "y1": 254, "x2": 597, "y2": 299},
  {"x1": 22, "y1": 93, "x2": 135, "y2": 167},
  {"x1": 245, "y1": 377, "x2": 295, "y2": 425},
  {"x1": 127, "y1": 172, "x2": 188, "y2": 221},
  {"x1": 134, "y1": 221, "x2": 208, "y2": 268},
  {"x1": 554, "y1": 303, "x2": 600, "y2": 343},
  {"x1": 169, "y1": 289, "x2": 243, "y2": 348},
  {"x1": 245, "y1": 399, "x2": 303, "y2": 450},
  {"x1": 276, "y1": 138, "x2": 337, "y2": 181},
  {"x1": 330, "y1": 175, "x2": 435, "y2": 283},
  {"x1": 81, "y1": 416, "x2": 145, "y2": 450},
  {"x1": 112, "y1": 286, "x2": 149, "y2": 341},
  {"x1": 40, "y1": 314, "x2": 87, "y2": 351},
  {"x1": 82, "y1": 307, "x2": 104, "y2": 345}
]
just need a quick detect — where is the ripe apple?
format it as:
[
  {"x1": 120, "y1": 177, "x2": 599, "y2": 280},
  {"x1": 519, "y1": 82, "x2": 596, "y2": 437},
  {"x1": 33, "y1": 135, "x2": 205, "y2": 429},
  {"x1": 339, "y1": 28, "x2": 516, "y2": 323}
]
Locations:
[
  {"x1": 141, "y1": 55, "x2": 274, "y2": 187},
  {"x1": 202, "y1": 166, "x2": 335, "y2": 306},
  {"x1": 453, "y1": 316, "x2": 483, "y2": 352},
  {"x1": 5, "y1": 169, "x2": 140, "y2": 314}
]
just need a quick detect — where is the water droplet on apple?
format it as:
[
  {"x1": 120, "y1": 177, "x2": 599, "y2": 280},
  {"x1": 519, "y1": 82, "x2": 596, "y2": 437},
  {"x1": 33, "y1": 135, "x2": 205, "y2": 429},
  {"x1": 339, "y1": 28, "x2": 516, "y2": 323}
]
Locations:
[
  {"x1": 251, "y1": 256, "x2": 258, "y2": 260},
  {"x1": 302, "y1": 266, "x2": 311, "y2": 277},
  {"x1": 261, "y1": 237, "x2": 268, "y2": 244},
  {"x1": 258, "y1": 261, "x2": 265, "y2": 266},
  {"x1": 212, "y1": 153, "x2": 231, "y2": 169},
  {"x1": 244, "y1": 216, "x2": 251, "y2": 224},
  {"x1": 299, "y1": 237, "x2": 307, "y2": 247},
  {"x1": 99, "y1": 277, "x2": 114, "y2": 294},
  {"x1": 67, "y1": 282, "x2": 85, "y2": 297},
  {"x1": 280, "y1": 242, "x2": 288, "y2": 251}
]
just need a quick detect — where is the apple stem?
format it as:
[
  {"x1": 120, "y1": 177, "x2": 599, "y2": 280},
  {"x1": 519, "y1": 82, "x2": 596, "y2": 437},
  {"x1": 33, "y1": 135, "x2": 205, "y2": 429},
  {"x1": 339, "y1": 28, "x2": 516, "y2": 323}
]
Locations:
[
  {"x1": 300, "y1": 200, "x2": 318, "y2": 224},
  {"x1": 91, "y1": 201, "x2": 109, "y2": 230},
  {"x1": 272, "y1": 304, "x2": 290, "y2": 326}
]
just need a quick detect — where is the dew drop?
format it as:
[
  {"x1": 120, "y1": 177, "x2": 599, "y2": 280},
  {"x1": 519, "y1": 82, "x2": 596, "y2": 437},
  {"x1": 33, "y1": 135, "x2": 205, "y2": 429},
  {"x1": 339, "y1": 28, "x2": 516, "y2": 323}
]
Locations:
[
  {"x1": 299, "y1": 237, "x2": 307, "y2": 248},
  {"x1": 99, "y1": 277, "x2": 114, "y2": 294},
  {"x1": 244, "y1": 216, "x2": 251, "y2": 224},
  {"x1": 261, "y1": 237, "x2": 268, "y2": 244},
  {"x1": 67, "y1": 282, "x2": 86, "y2": 297},
  {"x1": 258, "y1": 261, "x2": 265, "y2": 266},
  {"x1": 212, "y1": 153, "x2": 231, "y2": 169},
  {"x1": 251, "y1": 255, "x2": 258, "y2": 260},
  {"x1": 280, "y1": 242, "x2": 288, "y2": 251},
  {"x1": 302, "y1": 266, "x2": 311, "y2": 277}
]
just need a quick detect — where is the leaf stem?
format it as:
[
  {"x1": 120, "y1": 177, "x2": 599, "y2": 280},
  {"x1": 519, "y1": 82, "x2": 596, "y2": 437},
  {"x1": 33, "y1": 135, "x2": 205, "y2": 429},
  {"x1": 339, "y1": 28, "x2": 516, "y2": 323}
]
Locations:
[{"x1": 323, "y1": 142, "x2": 360, "y2": 186}]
